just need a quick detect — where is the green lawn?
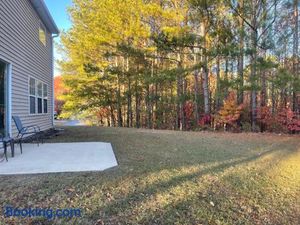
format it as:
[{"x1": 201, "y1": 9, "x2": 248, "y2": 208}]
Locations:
[{"x1": 0, "y1": 127, "x2": 299, "y2": 225}]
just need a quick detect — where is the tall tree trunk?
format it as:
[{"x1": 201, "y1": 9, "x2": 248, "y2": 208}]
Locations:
[
  {"x1": 107, "y1": 115, "x2": 111, "y2": 127},
  {"x1": 115, "y1": 57, "x2": 123, "y2": 127},
  {"x1": 182, "y1": 53, "x2": 187, "y2": 130},
  {"x1": 117, "y1": 78, "x2": 123, "y2": 127},
  {"x1": 183, "y1": 78, "x2": 187, "y2": 130},
  {"x1": 224, "y1": 57, "x2": 229, "y2": 98},
  {"x1": 250, "y1": 1, "x2": 258, "y2": 131},
  {"x1": 215, "y1": 55, "x2": 221, "y2": 111},
  {"x1": 202, "y1": 64, "x2": 210, "y2": 115},
  {"x1": 146, "y1": 84, "x2": 152, "y2": 129},
  {"x1": 176, "y1": 53, "x2": 184, "y2": 130},
  {"x1": 237, "y1": 31, "x2": 244, "y2": 104},
  {"x1": 154, "y1": 82, "x2": 158, "y2": 128},
  {"x1": 126, "y1": 57, "x2": 132, "y2": 127},
  {"x1": 194, "y1": 53, "x2": 200, "y2": 125},
  {"x1": 231, "y1": 59, "x2": 235, "y2": 81},
  {"x1": 151, "y1": 86, "x2": 155, "y2": 128},
  {"x1": 135, "y1": 77, "x2": 140, "y2": 128},
  {"x1": 146, "y1": 59, "x2": 155, "y2": 129},
  {"x1": 271, "y1": 76, "x2": 276, "y2": 115},
  {"x1": 170, "y1": 82, "x2": 175, "y2": 129},
  {"x1": 261, "y1": 70, "x2": 267, "y2": 107},
  {"x1": 201, "y1": 23, "x2": 210, "y2": 115},
  {"x1": 154, "y1": 56, "x2": 160, "y2": 128},
  {"x1": 127, "y1": 78, "x2": 132, "y2": 127},
  {"x1": 260, "y1": 65, "x2": 267, "y2": 132},
  {"x1": 110, "y1": 105, "x2": 116, "y2": 127},
  {"x1": 176, "y1": 78, "x2": 180, "y2": 130},
  {"x1": 293, "y1": 0, "x2": 299, "y2": 112},
  {"x1": 261, "y1": 1, "x2": 267, "y2": 108}
]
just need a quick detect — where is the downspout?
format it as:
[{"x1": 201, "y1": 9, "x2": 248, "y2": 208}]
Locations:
[
  {"x1": 51, "y1": 34, "x2": 59, "y2": 127},
  {"x1": 7, "y1": 64, "x2": 12, "y2": 137}
]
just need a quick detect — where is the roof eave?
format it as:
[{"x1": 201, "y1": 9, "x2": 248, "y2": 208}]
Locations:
[{"x1": 30, "y1": 0, "x2": 60, "y2": 35}]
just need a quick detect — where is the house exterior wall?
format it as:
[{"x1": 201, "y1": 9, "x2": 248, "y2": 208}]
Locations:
[{"x1": 0, "y1": 0, "x2": 54, "y2": 136}]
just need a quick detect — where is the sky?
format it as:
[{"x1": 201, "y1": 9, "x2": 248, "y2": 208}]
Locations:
[{"x1": 44, "y1": 0, "x2": 73, "y2": 75}]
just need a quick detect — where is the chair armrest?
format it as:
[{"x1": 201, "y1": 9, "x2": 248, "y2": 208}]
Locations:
[
  {"x1": 19, "y1": 127, "x2": 28, "y2": 135},
  {"x1": 20, "y1": 125, "x2": 40, "y2": 134}
]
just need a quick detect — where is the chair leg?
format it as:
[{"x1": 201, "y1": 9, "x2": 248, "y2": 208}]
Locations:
[
  {"x1": 36, "y1": 134, "x2": 40, "y2": 146},
  {"x1": 10, "y1": 140, "x2": 14, "y2": 157},
  {"x1": 4, "y1": 142, "x2": 8, "y2": 162},
  {"x1": 19, "y1": 139, "x2": 23, "y2": 154},
  {"x1": 41, "y1": 132, "x2": 44, "y2": 144}
]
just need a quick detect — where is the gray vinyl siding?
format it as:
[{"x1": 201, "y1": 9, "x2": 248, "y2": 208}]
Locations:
[{"x1": 0, "y1": 0, "x2": 54, "y2": 136}]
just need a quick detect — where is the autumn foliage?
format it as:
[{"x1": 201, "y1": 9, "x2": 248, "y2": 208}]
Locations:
[
  {"x1": 54, "y1": 76, "x2": 67, "y2": 115},
  {"x1": 256, "y1": 105, "x2": 300, "y2": 133},
  {"x1": 276, "y1": 107, "x2": 300, "y2": 133},
  {"x1": 184, "y1": 101, "x2": 194, "y2": 130},
  {"x1": 198, "y1": 114, "x2": 212, "y2": 129},
  {"x1": 256, "y1": 106, "x2": 274, "y2": 131},
  {"x1": 58, "y1": 0, "x2": 299, "y2": 134},
  {"x1": 215, "y1": 92, "x2": 243, "y2": 130},
  {"x1": 95, "y1": 107, "x2": 111, "y2": 126}
]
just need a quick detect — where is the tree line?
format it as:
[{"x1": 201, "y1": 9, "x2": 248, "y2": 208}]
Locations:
[{"x1": 58, "y1": 0, "x2": 300, "y2": 133}]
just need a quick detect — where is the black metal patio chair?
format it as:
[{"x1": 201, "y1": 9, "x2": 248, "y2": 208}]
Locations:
[
  {"x1": 12, "y1": 116, "x2": 43, "y2": 153},
  {"x1": 0, "y1": 134, "x2": 8, "y2": 162},
  {"x1": 0, "y1": 134, "x2": 14, "y2": 162}
]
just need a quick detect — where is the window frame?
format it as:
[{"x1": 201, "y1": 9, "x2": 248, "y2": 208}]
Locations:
[
  {"x1": 39, "y1": 22, "x2": 47, "y2": 46},
  {"x1": 28, "y1": 77, "x2": 49, "y2": 115},
  {"x1": 43, "y1": 83, "x2": 48, "y2": 114},
  {"x1": 29, "y1": 77, "x2": 36, "y2": 114}
]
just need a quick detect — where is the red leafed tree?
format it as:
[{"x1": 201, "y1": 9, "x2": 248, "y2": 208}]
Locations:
[
  {"x1": 257, "y1": 106, "x2": 274, "y2": 132},
  {"x1": 54, "y1": 76, "x2": 67, "y2": 115},
  {"x1": 184, "y1": 101, "x2": 194, "y2": 130},
  {"x1": 198, "y1": 114, "x2": 212, "y2": 129},
  {"x1": 276, "y1": 106, "x2": 300, "y2": 133},
  {"x1": 215, "y1": 92, "x2": 243, "y2": 131}
]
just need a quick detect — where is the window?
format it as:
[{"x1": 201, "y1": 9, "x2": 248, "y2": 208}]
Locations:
[
  {"x1": 29, "y1": 78, "x2": 36, "y2": 114},
  {"x1": 43, "y1": 83, "x2": 48, "y2": 113},
  {"x1": 39, "y1": 23, "x2": 46, "y2": 46},
  {"x1": 29, "y1": 77, "x2": 48, "y2": 114},
  {"x1": 37, "y1": 81, "x2": 43, "y2": 114}
]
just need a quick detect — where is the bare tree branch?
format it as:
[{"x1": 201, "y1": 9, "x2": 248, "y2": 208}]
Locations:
[
  {"x1": 257, "y1": 0, "x2": 278, "y2": 41},
  {"x1": 225, "y1": 0, "x2": 257, "y2": 32}
]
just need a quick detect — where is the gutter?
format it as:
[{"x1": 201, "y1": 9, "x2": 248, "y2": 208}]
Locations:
[
  {"x1": 51, "y1": 34, "x2": 59, "y2": 127},
  {"x1": 30, "y1": 0, "x2": 60, "y2": 35}
]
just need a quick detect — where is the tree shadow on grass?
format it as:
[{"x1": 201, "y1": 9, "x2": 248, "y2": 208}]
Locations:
[
  {"x1": 92, "y1": 143, "x2": 298, "y2": 224},
  {"x1": 1, "y1": 132, "x2": 297, "y2": 224},
  {"x1": 130, "y1": 146, "x2": 300, "y2": 225}
]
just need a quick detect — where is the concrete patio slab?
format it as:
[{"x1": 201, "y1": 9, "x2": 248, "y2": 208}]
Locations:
[{"x1": 0, "y1": 142, "x2": 118, "y2": 175}]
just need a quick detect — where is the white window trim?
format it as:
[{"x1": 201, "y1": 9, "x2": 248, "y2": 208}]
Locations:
[
  {"x1": 0, "y1": 58, "x2": 12, "y2": 137},
  {"x1": 28, "y1": 76, "x2": 48, "y2": 115},
  {"x1": 29, "y1": 77, "x2": 36, "y2": 114}
]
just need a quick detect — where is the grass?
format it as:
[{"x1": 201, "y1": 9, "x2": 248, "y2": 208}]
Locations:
[{"x1": 0, "y1": 126, "x2": 299, "y2": 225}]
